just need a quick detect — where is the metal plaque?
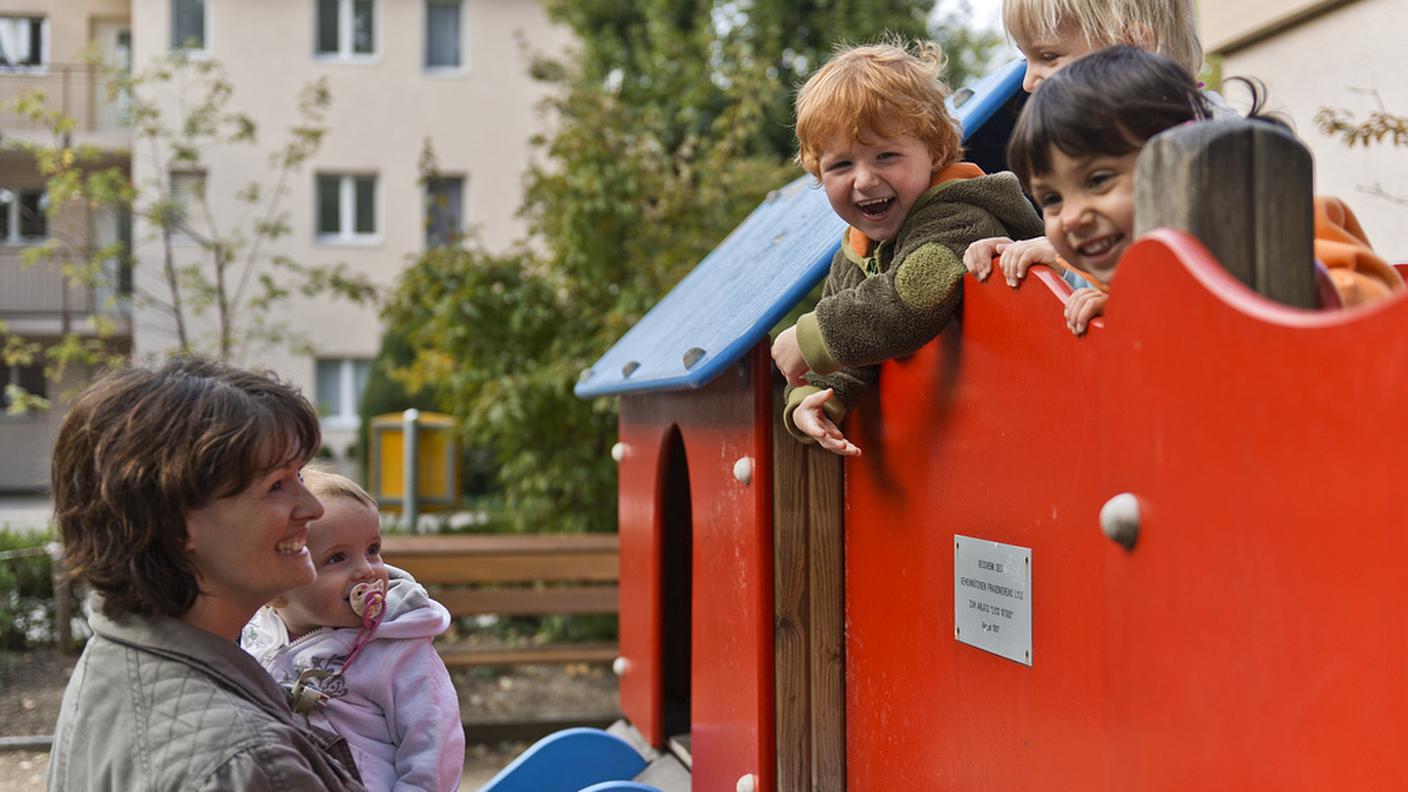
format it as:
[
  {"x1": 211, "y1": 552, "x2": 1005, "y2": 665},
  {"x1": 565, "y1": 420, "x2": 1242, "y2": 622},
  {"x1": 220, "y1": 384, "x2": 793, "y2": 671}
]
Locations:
[{"x1": 954, "y1": 535, "x2": 1032, "y2": 666}]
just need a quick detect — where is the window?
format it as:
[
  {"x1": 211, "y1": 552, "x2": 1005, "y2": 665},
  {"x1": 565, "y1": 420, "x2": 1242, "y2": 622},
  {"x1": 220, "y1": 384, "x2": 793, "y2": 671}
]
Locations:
[
  {"x1": 317, "y1": 0, "x2": 375, "y2": 59},
  {"x1": 170, "y1": 0, "x2": 206, "y2": 51},
  {"x1": 424, "y1": 176, "x2": 464, "y2": 247},
  {"x1": 0, "y1": 364, "x2": 46, "y2": 412},
  {"x1": 169, "y1": 171, "x2": 206, "y2": 244},
  {"x1": 316, "y1": 174, "x2": 377, "y2": 241},
  {"x1": 0, "y1": 188, "x2": 48, "y2": 244},
  {"x1": 425, "y1": 0, "x2": 462, "y2": 69},
  {"x1": 315, "y1": 357, "x2": 371, "y2": 426},
  {"x1": 0, "y1": 16, "x2": 49, "y2": 68}
]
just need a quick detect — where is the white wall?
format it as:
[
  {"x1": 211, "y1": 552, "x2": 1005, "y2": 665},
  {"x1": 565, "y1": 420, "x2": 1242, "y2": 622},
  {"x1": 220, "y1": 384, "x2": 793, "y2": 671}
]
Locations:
[{"x1": 1207, "y1": 0, "x2": 1408, "y2": 260}]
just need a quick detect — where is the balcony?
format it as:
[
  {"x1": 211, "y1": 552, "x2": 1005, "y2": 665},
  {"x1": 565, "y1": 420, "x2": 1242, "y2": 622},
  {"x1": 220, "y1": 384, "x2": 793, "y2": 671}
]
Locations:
[
  {"x1": 0, "y1": 250, "x2": 130, "y2": 337},
  {"x1": 0, "y1": 64, "x2": 130, "y2": 146}
]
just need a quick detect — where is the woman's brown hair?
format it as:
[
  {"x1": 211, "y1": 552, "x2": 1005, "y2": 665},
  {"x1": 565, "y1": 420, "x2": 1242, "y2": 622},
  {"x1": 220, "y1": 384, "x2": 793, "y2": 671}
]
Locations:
[{"x1": 51, "y1": 358, "x2": 320, "y2": 620}]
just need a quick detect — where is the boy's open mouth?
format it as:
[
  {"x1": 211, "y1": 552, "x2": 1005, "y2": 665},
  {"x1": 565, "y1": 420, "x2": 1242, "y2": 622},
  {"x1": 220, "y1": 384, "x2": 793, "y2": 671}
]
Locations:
[{"x1": 856, "y1": 196, "x2": 895, "y2": 219}]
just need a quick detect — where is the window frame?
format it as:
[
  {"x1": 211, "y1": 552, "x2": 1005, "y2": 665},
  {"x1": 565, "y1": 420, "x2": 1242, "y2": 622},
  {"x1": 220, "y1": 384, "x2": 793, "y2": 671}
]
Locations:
[
  {"x1": 0, "y1": 187, "x2": 49, "y2": 245},
  {"x1": 424, "y1": 174, "x2": 466, "y2": 248},
  {"x1": 423, "y1": 0, "x2": 467, "y2": 73},
  {"x1": 0, "y1": 362, "x2": 47, "y2": 415},
  {"x1": 314, "y1": 356, "x2": 372, "y2": 428},
  {"x1": 314, "y1": 0, "x2": 379, "y2": 63},
  {"x1": 314, "y1": 173, "x2": 380, "y2": 245},
  {"x1": 0, "y1": 15, "x2": 51, "y2": 72},
  {"x1": 169, "y1": 0, "x2": 209, "y2": 55}
]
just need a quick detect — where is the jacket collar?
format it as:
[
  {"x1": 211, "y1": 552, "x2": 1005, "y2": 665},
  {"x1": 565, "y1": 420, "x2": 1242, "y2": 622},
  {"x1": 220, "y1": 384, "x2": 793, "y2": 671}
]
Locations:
[{"x1": 87, "y1": 593, "x2": 298, "y2": 724}]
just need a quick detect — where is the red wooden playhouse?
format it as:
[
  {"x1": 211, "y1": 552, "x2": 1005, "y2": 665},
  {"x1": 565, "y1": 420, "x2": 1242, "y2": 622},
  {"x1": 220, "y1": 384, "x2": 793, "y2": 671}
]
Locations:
[{"x1": 571, "y1": 61, "x2": 1408, "y2": 792}]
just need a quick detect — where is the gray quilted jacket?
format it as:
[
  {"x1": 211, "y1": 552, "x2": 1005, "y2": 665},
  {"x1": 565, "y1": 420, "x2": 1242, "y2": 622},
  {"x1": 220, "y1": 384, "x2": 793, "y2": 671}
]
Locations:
[{"x1": 48, "y1": 595, "x2": 366, "y2": 792}]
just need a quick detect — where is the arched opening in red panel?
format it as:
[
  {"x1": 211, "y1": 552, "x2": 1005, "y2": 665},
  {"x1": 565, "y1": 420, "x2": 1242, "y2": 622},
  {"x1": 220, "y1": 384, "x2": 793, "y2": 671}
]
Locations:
[{"x1": 660, "y1": 425, "x2": 693, "y2": 741}]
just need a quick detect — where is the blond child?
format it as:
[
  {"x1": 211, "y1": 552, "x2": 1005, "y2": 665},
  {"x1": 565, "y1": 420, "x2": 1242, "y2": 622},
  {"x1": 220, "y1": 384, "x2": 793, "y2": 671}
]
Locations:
[
  {"x1": 963, "y1": 0, "x2": 1229, "y2": 284},
  {"x1": 241, "y1": 469, "x2": 464, "y2": 792},
  {"x1": 771, "y1": 38, "x2": 1044, "y2": 455}
]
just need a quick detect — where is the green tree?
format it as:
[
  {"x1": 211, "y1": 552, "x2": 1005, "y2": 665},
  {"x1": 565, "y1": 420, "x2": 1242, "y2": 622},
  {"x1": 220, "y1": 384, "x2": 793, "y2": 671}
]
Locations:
[
  {"x1": 1, "y1": 51, "x2": 375, "y2": 412},
  {"x1": 383, "y1": 1, "x2": 1005, "y2": 533}
]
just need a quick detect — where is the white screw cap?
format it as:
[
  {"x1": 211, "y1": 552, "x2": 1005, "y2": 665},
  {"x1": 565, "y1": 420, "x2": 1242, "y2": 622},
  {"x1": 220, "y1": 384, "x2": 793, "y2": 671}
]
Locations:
[
  {"x1": 611, "y1": 442, "x2": 628, "y2": 463},
  {"x1": 736, "y1": 773, "x2": 757, "y2": 792},
  {"x1": 611, "y1": 656, "x2": 627, "y2": 677},
  {"x1": 1100, "y1": 492, "x2": 1141, "y2": 550},
  {"x1": 733, "y1": 456, "x2": 753, "y2": 485}
]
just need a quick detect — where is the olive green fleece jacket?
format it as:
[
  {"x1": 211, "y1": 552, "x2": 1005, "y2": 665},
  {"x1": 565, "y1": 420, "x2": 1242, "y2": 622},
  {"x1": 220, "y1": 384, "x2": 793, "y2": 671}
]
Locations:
[{"x1": 783, "y1": 167, "x2": 1044, "y2": 442}]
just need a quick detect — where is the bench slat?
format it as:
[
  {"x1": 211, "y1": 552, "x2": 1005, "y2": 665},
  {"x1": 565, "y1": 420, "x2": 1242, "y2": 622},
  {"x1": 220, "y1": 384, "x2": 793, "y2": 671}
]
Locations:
[
  {"x1": 438, "y1": 642, "x2": 619, "y2": 667},
  {"x1": 381, "y1": 534, "x2": 618, "y2": 556},
  {"x1": 388, "y1": 553, "x2": 618, "y2": 584},
  {"x1": 436, "y1": 586, "x2": 619, "y2": 617}
]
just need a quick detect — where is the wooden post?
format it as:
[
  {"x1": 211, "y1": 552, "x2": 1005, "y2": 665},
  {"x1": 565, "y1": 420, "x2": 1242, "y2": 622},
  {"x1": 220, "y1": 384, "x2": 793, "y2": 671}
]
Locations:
[
  {"x1": 1134, "y1": 119, "x2": 1316, "y2": 308},
  {"x1": 773, "y1": 381, "x2": 845, "y2": 792}
]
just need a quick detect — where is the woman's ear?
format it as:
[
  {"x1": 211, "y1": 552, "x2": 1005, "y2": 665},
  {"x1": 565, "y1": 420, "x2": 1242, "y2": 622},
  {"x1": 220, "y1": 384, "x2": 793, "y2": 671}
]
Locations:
[{"x1": 1122, "y1": 22, "x2": 1155, "y2": 52}]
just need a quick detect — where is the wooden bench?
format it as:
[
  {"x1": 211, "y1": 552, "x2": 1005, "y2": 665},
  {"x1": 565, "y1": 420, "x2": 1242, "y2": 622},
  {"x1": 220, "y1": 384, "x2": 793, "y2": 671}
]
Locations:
[{"x1": 380, "y1": 533, "x2": 619, "y2": 668}]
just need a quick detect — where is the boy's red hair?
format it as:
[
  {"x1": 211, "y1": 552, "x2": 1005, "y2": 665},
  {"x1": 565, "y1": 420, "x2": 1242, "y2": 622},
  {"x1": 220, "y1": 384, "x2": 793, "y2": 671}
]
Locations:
[{"x1": 794, "y1": 39, "x2": 963, "y2": 177}]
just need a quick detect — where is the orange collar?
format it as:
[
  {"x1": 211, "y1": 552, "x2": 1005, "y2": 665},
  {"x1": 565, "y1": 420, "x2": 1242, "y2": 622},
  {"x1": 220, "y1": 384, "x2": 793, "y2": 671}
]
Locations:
[{"x1": 847, "y1": 162, "x2": 985, "y2": 257}]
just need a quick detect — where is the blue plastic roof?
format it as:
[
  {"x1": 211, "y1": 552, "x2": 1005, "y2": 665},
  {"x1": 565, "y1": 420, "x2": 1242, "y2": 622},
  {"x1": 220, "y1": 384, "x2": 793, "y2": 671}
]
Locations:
[{"x1": 576, "y1": 60, "x2": 1028, "y2": 399}]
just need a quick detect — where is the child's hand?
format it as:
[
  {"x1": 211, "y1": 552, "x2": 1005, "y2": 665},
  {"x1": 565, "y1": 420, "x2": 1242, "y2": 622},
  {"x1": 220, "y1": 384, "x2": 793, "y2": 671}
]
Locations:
[
  {"x1": 795, "y1": 389, "x2": 861, "y2": 457},
  {"x1": 771, "y1": 326, "x2": 809, "y2": 386},
  {"x1": 998, "y1": 237, "x2": 1060, "y2": 288},
  {"x1": 1065, "y1": 288, "x2": 1108, "y2": 335},
  {"x1": 962, "y1": 236, "x2": 1012, "y2": 281}
]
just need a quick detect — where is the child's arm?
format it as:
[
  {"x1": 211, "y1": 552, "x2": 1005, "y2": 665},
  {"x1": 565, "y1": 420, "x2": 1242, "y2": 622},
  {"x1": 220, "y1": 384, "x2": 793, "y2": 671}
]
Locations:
[
  {"x1": 386, "y1": 641, "x2": 465, "y2": 792},
  {"x1": 790, "y1": 388, "x2": 861, "y2": 456},
  {"x1": 1064, "y1": 288, "x2": 1108, "y2": 335}
]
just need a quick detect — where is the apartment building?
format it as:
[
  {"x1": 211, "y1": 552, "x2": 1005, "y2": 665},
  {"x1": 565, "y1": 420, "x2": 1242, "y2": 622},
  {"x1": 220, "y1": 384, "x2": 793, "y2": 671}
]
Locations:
[
  {"x1": 1199, "y1": 0, "x2": 1408, "y2": 258},
  {"x1": 0, "y1": 0, "x2": 570, "y2": 490}
]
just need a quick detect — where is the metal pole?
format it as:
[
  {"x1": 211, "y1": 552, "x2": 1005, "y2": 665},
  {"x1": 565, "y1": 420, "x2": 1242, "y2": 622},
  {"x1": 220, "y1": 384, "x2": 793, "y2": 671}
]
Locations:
[{"x1": 403, "y1": 408, "x2": 420, "y2": 532}]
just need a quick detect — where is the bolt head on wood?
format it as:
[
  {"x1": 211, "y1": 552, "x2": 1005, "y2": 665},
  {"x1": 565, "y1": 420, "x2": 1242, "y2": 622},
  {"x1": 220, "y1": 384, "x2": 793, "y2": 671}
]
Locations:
[
  {"x1": 1100, "y1": 492, "x2": 1141, "y2": 550},
  {"x1": 612, "y1": 656, "x2": 627, "y2": 677},
  {"x1": 611, "y1": 442, "x2": 627, "y2": 463},
  {"x1": 736, "y1": 773, "x2": 757, "y2": 792},
  {"x1": 733, "y1": 456, "x2": 753, "y2": 485}
]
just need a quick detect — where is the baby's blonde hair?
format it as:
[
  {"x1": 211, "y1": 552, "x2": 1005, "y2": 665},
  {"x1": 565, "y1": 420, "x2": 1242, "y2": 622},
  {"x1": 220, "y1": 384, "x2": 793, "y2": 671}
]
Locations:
[
  {"x1": 303, "y1": 466, "x2": 377, "y2": 510},
  {"x1": 794, "y1": 39, "x2": 963, "y2": 177},
  {"x1": 1002, "y1": 0, "x2": 1203, "y2": 76}
]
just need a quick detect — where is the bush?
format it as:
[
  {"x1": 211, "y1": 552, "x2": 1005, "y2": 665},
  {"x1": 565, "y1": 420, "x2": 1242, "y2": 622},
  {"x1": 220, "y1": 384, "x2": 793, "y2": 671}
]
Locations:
[{"x1": 0, "y1": 526, "x2": 55, "y2": 651}]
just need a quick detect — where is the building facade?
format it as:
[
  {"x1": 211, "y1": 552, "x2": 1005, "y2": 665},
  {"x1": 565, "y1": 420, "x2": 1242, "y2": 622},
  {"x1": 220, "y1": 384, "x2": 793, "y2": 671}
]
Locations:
[
  {"x1": 0, "y1": 0, "x2": 569, "y2": 490},
  {"x1": 1199, "y1": 0, "x2": 1408, "y2": 259}
]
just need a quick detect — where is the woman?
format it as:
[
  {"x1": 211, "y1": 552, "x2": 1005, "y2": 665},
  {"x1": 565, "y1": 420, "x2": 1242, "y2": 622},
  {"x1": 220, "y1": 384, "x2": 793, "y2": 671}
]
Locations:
[{"x1": 48, "y1": 358, "x2": 365, "y2": 791}]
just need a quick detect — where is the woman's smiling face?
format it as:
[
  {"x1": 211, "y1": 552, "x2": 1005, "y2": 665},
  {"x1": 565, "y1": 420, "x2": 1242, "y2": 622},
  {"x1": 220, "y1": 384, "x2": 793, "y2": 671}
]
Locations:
[{"x1": 183, "y1": 455, "x2": 324, "y2": 619}]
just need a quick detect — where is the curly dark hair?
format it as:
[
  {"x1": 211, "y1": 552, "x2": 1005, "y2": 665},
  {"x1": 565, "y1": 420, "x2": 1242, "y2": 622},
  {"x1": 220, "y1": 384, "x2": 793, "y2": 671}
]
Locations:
[{"x1": 51, "y1": 358, "x2": 320, "y2": 620}]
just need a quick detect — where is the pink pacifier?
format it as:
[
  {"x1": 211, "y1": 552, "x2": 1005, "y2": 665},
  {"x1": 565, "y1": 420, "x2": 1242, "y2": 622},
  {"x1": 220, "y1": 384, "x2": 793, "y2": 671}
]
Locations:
[{"x1": 349, "y1": 580, "x2": 387, "y2": 622}]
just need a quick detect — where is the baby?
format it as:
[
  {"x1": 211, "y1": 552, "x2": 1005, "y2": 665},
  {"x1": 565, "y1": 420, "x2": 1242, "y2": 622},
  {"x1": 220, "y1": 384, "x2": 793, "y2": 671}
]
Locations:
[{"x1": 242, "y1": 468, "x2": 463, "y2": 792}]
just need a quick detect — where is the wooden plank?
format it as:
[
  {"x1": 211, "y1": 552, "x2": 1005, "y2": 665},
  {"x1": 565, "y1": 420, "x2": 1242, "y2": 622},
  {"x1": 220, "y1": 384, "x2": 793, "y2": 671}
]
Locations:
[
  {"x1": 385, "y1": 552, "x2": 618, "y2": 585},
  {"x1": 380, "y1": 533, "x2": 618, "y2": 556},
  {"x1": 1134, "y1": 119, "x2": 1315, "y2": 308},
  {"x1": 772, "y1": 385, "x2": 812, "y2": 792},
  {"x1": 807, "y1": 447, "x2": 846, "y2": 792},
  {"x1": 438, "y1": 642, "x2": 619, "y2": 667},
  {"x1": 434, "y1": 585, "x2": 619, "y2": 617}
]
